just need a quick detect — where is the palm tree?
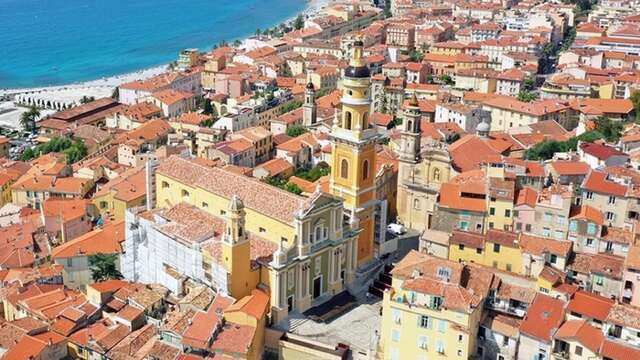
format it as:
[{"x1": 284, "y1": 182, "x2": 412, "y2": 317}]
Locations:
[{"x1": 20, "y1": 105, "x2": 40, "y2": 132}]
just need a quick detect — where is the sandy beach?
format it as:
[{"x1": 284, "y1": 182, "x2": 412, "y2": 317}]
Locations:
[{"x1": 0, "y1": 0, "x2": 331, "y2": 130}]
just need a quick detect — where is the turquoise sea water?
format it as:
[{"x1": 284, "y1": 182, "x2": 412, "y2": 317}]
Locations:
[{"x1": 0, "y1": 0, "x2": 305, "y2": 88}]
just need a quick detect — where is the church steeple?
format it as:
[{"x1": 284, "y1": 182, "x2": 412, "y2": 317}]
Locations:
[
  {"x1": 303, "y1": 82, "x2": 317, "y2": 126},
  {"x1": 223, "y1": 194, "x2": 247, "y2": 245},
  {"x1": 398, "y1": 93, "x2": 422, "y2": 163},
  {"x1": 329, "y1": 38, "x2": 378, "y2": 265}
]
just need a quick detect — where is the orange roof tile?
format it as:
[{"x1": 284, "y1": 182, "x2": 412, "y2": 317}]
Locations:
[{"x1": 51, "y1": 221, "x2": 124, "y2": 258}]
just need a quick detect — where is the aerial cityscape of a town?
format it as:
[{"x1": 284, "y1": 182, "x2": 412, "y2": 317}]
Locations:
[{"x1": 4, "y1": 0, "x2": 640, "y2": 359}]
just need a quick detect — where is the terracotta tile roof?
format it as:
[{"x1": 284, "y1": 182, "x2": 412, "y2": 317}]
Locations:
[
  {"x1": 42, "y1": 198, "x2": 89, "y2": 223},
  {"x1": 152, "y1": 89, "x2": 193, "y2": 106},
  {"x1": 482, "y1": 313, "x2": 521, "y2": 338},
  {"x1": 448, "y1": 135, "x2": 502, "y2": 172},
  {"x1": 626, "y1": 243, "x2": 640, "y2": 270},
  {"x1": 555, "y1": 320, "x2": 604, "y2": 353},
  {"x1": 519, "y1": 294, "x2": 565, "y2": 342},
  {"x1": 114, "y1": 119, "x2": 172, "y2": 145},
  {"x1": 116, "y1": 304, "x2": 144, "y2": 322},
  {"x1": 450, "y1": 230, "x2": 485, "y2": 248},
  {"x1": 11, "y1": 174, "x2": 91, "y2": 195},
  {"x1": 606, "y1": 303, "x2": 640, "y2": 329},
  {"x1": 254, "y1": 158, "x2": 293, "y2": 177},
  {"x1": 518, "y1": 233, "x2": 572, "y2": 257},
  {"x1": 496, "y1": 282, "x2": 536, "y2": 304},
  {"x1": 601, "y1": 226, "x2": 634, "y2": 244},
  {"x1": 516, "y1": 187, "x2": 538, "y2": 207},
  {"x1": 157, "y1": 156, "x2": 311, "y2": 224},
  {"x1": 438, "y1": 169, "x2": 487, "y2": 212},
  {"x1": 580, "y1": 142, "x2": 627, "y2": 161},
  {"x1": 569, "y1": 205, "x2": 604, "y2": 225},
  {"x1": 486, "y1": 229, "x2": 518, "y2": 247},
  {"x1": 482, "y1": 96, "x2": 569, "y2": 116},
  {"x1": 570, "y1": 98, "x2": 633, "y2": 115},
  {"x1": 224, "y1": 288, "x2": 269, "y2": 320},
  {"x1": 51, "y1": 221, "x2": 124, "y2": 258},
  {"x1": 589, "y1": 253, "x2": 624, "y2": 279},
  {"x1": 601, "y1": 339, "x2": 640, "y2": 360},
  {"x1": 582, "y1": 170, "x2": 628, "y2": 197},
  {"x1": 94, "y1": 165, "x2": 146, "y2": 202},
  {"x1": 183, "y1": 295, "x2": 233, "y2": 349},
  {"x1": 173, "y1": 112, "x2": 210, "y2": 126},
  {"x1": 3, "y1": 331, "x2": 66, "y2": 360},
  {"x1": 550, "y1": 161, "x2": 590, "y2": 176},
  {"x1": 567, "y1": 290, "x2": 613, "y2": 321},
  {"x1": 89, "y1": 279, "x2": 129, "y2": 294},
  {"x1": 209, "y1": 322, "x2": 256, "y2": 355}
]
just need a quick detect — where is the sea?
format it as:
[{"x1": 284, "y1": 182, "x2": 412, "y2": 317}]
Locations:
[{"x1": 0, "y1": 0, "x2": 306, "y2": 89}]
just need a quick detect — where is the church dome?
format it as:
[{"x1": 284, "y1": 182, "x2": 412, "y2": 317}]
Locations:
[
  {"x1": 345, "y1": 65, "x2": 371, "y2": 78},
  {"x1": 476, "y1": 121, "x2": 490, "y2": 134}
]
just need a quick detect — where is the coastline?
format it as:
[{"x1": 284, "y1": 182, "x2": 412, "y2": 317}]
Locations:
[
  {"x1": 0, "y1": 0, "x2": 330, "y2": 130},
  {"x1": 0, "y1": 0, "x2": 329, "y2": 98}
]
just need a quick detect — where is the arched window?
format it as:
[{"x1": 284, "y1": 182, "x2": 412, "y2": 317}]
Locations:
[
  {"x1": 340, "y1": 159, "x2": 349, "y2": 179},
  {"x1": 315, "y1": 227, "x2": 322, "y2": 242},
  {"x1": 362, "y1": 112, "x2": 368, "y2": 129},
  {"x1": 345, "y1": 112, "x2": 352, "y2": 129},
  {"x1": 407, "y1": 120, "x2": 413, "y2": 131},
  {"x1": 238, "y1": 226, "x2": 243, "y2": 237},
  {"x1": 414, "y1": 198, "x2": 421, "y2": 210},
  {"x1": 181, "y1": 189, "x2": 190, "y2": 198},
  {"x1": 433, "y1": 168, "x2": 441, "y2": 182},
  {"x1": 363, "y1": 160, "x2": 369, "y2": 180}
]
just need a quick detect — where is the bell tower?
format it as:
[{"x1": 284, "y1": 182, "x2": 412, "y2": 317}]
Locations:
[
  {"x1": 222, "y1": 194, "x2": 252, "y2": 299},
  {"x1": 303, "y1": 82, "x2": 317, "y2": 126},
  {"x1": 398, "y1": 94, "x2": 422, "y2": 182},
  {"x1": 329, "y1": 39, "x2": 378, "y2": 265}
]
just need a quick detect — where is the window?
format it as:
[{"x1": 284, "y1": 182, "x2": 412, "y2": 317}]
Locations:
[
  {"x1": 418, "y1": 315, "x2": 430, "y2": 328},
  {"x1": 594, "y1": 274, "x2": 604, "y2": 286},
  {"x1": 550, "y1": 254, "x2": 558, "y2": 264},
  {"x1": 493, "y1": 261, "x2": 498, "y2": 268},
  {"x1": 606, "y1": 212, "x2": 615, "y2": 221},
  {"x1": 457, "y1": 350, "x2": 464, "y2": 357},
  {"x1": 362, "y1": 160, "x2": 369, "y2": 180},
  {"x1": 516, "y1": 223, "x2": 522, "y2": 231},
  {"x1": 459, "y1": 221, "x2": 469, "y2": 231},
  {"x1": 493, "y1": 243, "x2": 501, "y2": 253},
  {"x1": 362, "y1": 112, "x2": 368, "y2": 129},
  {"x1": 438, "y1": 319, "x2": 447, "y2": 333},
  {"x1": 586, "y1": 238, "x2": 594, "y2": 247},
  {"x1": 506, "y1": 263, "x2": 512, "y2": 272},
  {"x1": 608, "y1": 196, "x2": 616, "y2": 205},
  {"x1": 259, "y1": 227, "x2": 266, "y2": 233},
  {"x1": 220, "y1": 210, "x2": 226, "y2": 216},
  {"x1": 340, "y1": 159, "x2": 349, "y2": 179},
  {"x1": 344, "y1": 111, "x2": 352, "y2": 129},
  {"x1": 575, "y1": 346, "x2": 583, "y2": 356},
  {"x1": 569, "y1": 221, "x2": 578, "y2": 232},
  {"x1": 66, "y1": 258, "x2": 73, "y2": 267},
  {"x1": 587, "y1": 223, "x2": 597, "y2": 235},
  {"x1": 554, "y1": 230, "x2": 563, "y2": 240},
  {"x1": 392, "y1": 309, "x2": 402, "y2": 324},
  {"x1": 525, "y1": 224, "x2": 532, "y2": 232},
  {"x1": 181, "y1": 189, "x2": 189, "y2": 198},
  {"x1": 585, "y1": 191, "x2": 593, "y2": 200},
  {"x1": 162, "y1": 181, "x2": 170, "y2": 189},
  {"x1": 505, "y1": 209, "x2": 511, "y2": 217},
  {"x1": 99, "y1": 201, "x2": 108, "y2": 209},
  {"x1": 436, "y1": 340, "x2": 445, "y2": 354},
  {"x1": 458, "y1": 334, "x2": 463, "y2": 342},
  {"x1": 489, "y1": 222, "x2": 494, "y2": 229},
  {"x1": 433, "y1": 168, "x2": 441, "y2": 182},
  {"x1": 287, "y1": 269, "x2": 295, "y2": 289},
  {"x1": 202, "y1": 202, "x2": 208, "y2": 208},
  {"x1": 543, "y1": 227, "x2": 551, "y2": 237},
  {"x1": 513, "y1": 210, "x2": 519, "y2": 217},
  {"x1": 476, "y1": 248, "x2": 482, "y2": 254},
  {"x1": 391, "y1": 329, "x2": 401, "y2": 342},
  {"x1": 489, "y1": 207, "x2": 496, "y2": 215},
  {"x1": 544, "y1": 212, "x2": 552, "y2": 222},
  {"x1": 414, "y1": 198, "x2": 421, "y2": 210},
  {"x1": 418, "y1": 335, "x2": 428, "y2": 349}
]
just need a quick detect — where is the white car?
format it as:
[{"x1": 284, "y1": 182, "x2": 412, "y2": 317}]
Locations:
[{"x1": 387, "y1": 223, "x2": 405, "y2": 235}]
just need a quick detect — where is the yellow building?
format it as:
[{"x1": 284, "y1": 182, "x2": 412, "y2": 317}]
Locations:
[
  {"x1": 449, "y1": 229, "x2": 524, "y2": 274},
  {"x1": 380, "y1": 250, "x2": 495, "y2": 360},
  {"x1": 152, "y1": 155, "x2": 360, "y2": 323},
  {"x1": 92, "y1": 166, "x2": 147, "y2": 222},
  {"x1": 486, "y1": 175, "x2": 515, "y2": 232},
  {"x1": 329, "y1": 39, "x2": 378, "y2": 265}
]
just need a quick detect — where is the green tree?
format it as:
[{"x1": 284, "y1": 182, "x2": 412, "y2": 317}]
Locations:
[
  {"x1": 294, "y1": 14, "x2": 305, "y2": 30},
  {"x1": 255, "y1": 28, "x2": 262, "y2": 36},
  {"x1": 445, "y1": 133, "x2": 461, "y2": 144},
  {"x1": 524, "y1": 76, "x2": 536, "y2": 91},
  {"x1": 280, "y1": 100, "x2": 303, "y2": 114},
  {"x1": 409, "y1": 49, "x2": 424, "y2": 62},
  {"x1": 63, "y1": 140, "x2": 88, "y2": 164},
  {"x1": 517, "y1": 91, "x2": 538, "y2": 102},
  {"x1": 284, "y1": 182, "x2": 303, "y2": 195},
  {"x1": 89, "y1": 253, "x2": 123, "y2": 282},
  {"x1": 384, "y1": 0, "x2": 392, "y2": 17},
  {"x1": 426, "y1": 74, "x2": 434, "y2": 84},
  {"x1": 440, "y1": 74, "x2": 453, "y2": 85},
  {"x1": 20, "y1": 105, "x2": 40, "y2": 132},
  {"x1": 233, "y1": 39, "x2": 242, "y2": 47},
  {"x1": 79, "y1": 96, "x2": 95, "y2": 104},
  {"x1": 594, "y1": 116, "x2": 623, "y2": 142},
  {"x1": 631, "y1": 90, "x2": 640, "y2": 121},
  {"x1": 203, "y1": 98, "x2": 214, "y2": 115},
  {"x1": 111, "y1": 87, "x2": 120, "y2": 99},
  {"x1": 286, "y1": 124, "x2": 309, "y2": 137}
]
